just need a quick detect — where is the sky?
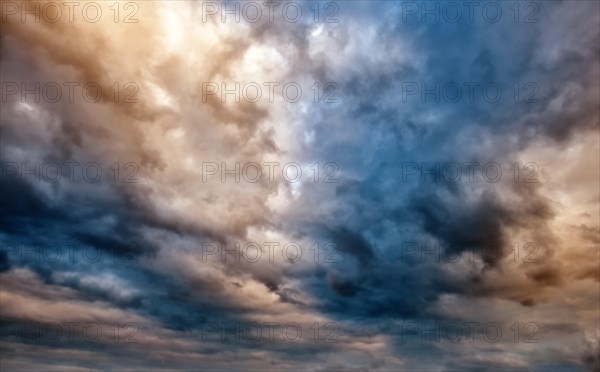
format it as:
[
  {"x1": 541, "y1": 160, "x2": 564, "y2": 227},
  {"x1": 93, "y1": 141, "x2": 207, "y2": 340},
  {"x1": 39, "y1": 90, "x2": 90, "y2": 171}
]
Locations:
[{"x1": 0, "y1": 0, "x2": 599, "y2": 371}]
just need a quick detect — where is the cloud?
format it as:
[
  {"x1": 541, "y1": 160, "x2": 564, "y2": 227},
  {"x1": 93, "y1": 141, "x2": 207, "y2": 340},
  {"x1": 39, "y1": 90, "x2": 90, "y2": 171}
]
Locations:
[{"x1": 1, "y1": 0, "x2": 598, "y2": 370}]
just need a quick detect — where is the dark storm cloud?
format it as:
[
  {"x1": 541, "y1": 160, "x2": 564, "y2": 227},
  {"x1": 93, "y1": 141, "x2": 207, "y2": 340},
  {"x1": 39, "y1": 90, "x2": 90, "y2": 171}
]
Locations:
[
  {"x1": 0, "y1": 166, "x2": 157, "y2": 260},
  {"x1": 326, "y1": 226, "x2": 375, "y2": 266},
  {"x1": 288, "y1": 0, "x2": 596, "y2": 288},
  {"x1": 264, "y1": 9, "x2": 599, "y2": 372}
]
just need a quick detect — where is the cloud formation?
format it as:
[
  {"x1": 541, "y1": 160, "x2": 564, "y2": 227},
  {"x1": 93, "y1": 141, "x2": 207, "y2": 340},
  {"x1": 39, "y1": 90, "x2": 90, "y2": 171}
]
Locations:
[{"x1": 1, "y1": 1, "x2": 599, "y2": 370}]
